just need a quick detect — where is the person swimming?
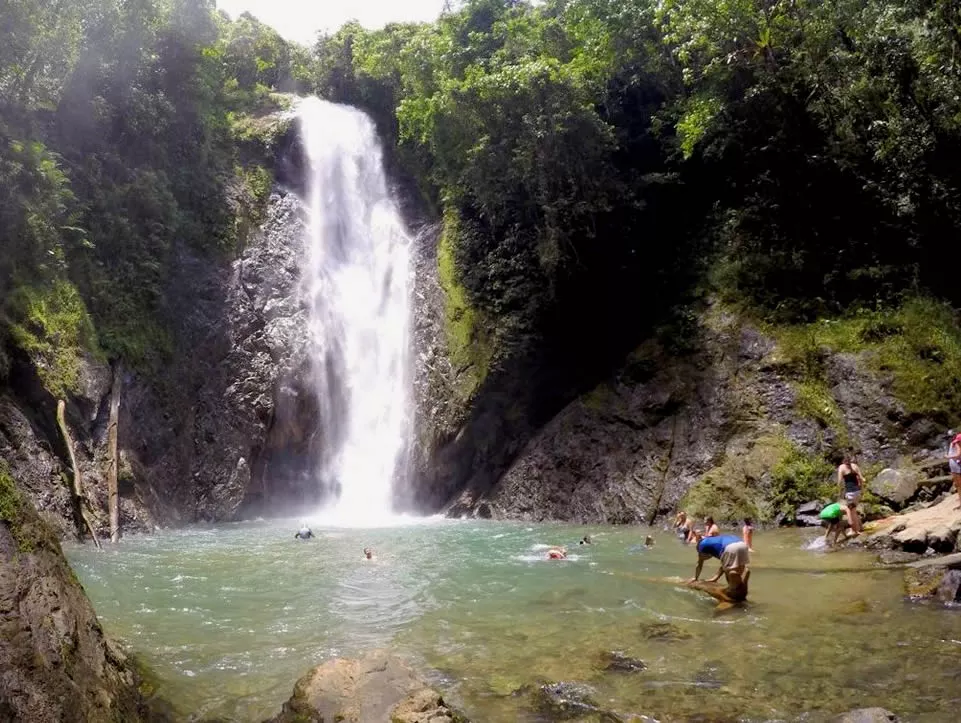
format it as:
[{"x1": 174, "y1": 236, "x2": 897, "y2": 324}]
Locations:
[
  {"x1": 363, "y1": 547, "x2": 373, "y2": 560},
  {"x1": 644, "y1": 535, "x2": 655, "y2": 547},
  {"x1": 547, "y1": 546, "x2": 567, "y2": 559},
  {"x1": 688, "y1": 531, "x2": 750, "y2": 603},
  {"x1": 294, "y1": 525, "x2": 314, "y2": 540},
  {"x1": 578, "y1": 535, "x2": 592, "y2": 545},
  {"x1": 704, "y1": 516, "x2": 720, "y2": 537}
]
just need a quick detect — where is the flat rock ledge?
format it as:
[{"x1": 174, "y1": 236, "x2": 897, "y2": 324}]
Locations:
[
  {"x1": 865, "y1": 495, "x2": 961, "y2": 554},
  {"x1": 266, "y1": 650, "x2": 466, "y2": 723}
]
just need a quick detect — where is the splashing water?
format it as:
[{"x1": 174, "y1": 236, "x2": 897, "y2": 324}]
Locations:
[{"x1": 299, "y1": 97, "x2": 412, "y2": 525}]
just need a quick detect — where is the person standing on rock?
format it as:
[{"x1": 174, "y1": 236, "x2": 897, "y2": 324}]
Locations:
[
  {"x1": 837, "y1": 454, "x2": 864, "y2": 536},
  {"x1": 948, "y1": 431, "x2": 961, "y2": 509}
]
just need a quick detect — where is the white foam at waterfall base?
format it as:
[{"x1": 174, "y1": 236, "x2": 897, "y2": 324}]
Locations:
[{"x1": 299, "y1": 97, "x2": 412, "y2": 526}]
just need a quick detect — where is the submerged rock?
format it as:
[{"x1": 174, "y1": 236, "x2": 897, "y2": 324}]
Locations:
[
  {"x1": 641, "y1": 621, "x2": 693, "y2": 641},
  {"x1": 268, "y1": 649, "x2": 466, "y2": 723},
  {"x1": 832, "y1": 708, "x2": 900, "y2": 723},
  {"x1": 528, "y1": 682, "x2": 600, "y2": 720},
  {"x1": 877, "y1": 550, "x2": 920, "y2": 565},
  {"x1": 601, "y1": 650, "x2": 647, "y2": 673}
]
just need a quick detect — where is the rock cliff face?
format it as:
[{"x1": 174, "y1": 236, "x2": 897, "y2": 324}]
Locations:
[
  {"x1": 1, "y1": 188, "x2": 320, "y2": 538},
  {"x1": 431, "y1": 307, "x2": 941, "y2": 523},
  {"x1": 121, "y1": 191, "x2": 318, "y2": 524},
  {"x1": 0, "y1": 469, "x2": 161, "y2": 721}
]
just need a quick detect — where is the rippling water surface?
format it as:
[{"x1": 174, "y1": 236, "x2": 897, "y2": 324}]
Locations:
[{"x1": 66, "y1": 519, "x2": 961, "y2": 721}]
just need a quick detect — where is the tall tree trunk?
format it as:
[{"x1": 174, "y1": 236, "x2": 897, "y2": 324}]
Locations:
[
  {"x1": 106, "y1": 367, "x2": 122, "y2": 543},
  {"x1": 56, "y1": 399, "x2": 102, "y2": 549}
]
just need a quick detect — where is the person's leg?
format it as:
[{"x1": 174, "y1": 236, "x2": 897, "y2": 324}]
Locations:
[
  {"x1": 843, "y1": 499, "x2": 859, "y2": 535},
  {"x1": 850, "y1": 494, "x2": 863, "y2": 533},
  {"x1": 954, "y1": 474, "x2": 961, "y2": 509}
]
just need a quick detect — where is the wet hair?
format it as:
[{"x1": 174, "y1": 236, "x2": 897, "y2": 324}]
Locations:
[
  {"x1": 363, "y1": 547, "x2": 372, "y2": 558},
  {"x1": 744, "y1": 517, "x2": 753, "y2": 526},
  {"x1": 705, "y1": 516, "x2": 715, "y2": 525}
]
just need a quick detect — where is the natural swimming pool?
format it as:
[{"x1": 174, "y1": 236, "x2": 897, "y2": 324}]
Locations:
[{"x1": 66, "y1": 519, "x2": 961, "y2": 721}]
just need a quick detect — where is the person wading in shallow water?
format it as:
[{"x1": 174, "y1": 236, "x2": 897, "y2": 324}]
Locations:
[
  {"x1": 837, "y1": 454, "x2": 865, "y2": 536},
  {"x1": 294, "y1": 525, "x2": 314, "y2": 540},
  {"x1": 704, "y1": 517, "x2": 720, "y2": 537},
  {"x1": 742, "y1": 518, "x2": 755, "y2": 552},
  {"x1": 948, "y1": 431, "x2": 961, "y2": 510},
  {"x1": 688, "y1": 532, "x2": 751, "y2": 605}
]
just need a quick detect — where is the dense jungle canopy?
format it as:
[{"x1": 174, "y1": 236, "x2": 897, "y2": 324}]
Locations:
[{"x1": 3, "y1": 0, "x2": 961, "y2": 404}]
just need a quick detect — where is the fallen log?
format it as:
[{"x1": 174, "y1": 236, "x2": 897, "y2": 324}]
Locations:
[{"x1": 56, "y1": 399, "x2": 101, "y2": 549}]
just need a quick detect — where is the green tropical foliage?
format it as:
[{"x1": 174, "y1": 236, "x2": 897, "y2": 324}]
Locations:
[{"x1": 4, "y1": 0, "x2": 961, "y2": 410}]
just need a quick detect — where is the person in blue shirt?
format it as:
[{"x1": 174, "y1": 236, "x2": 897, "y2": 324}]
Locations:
[{"x1": 688, "y1": 531, "x2": 751, "y2": 603}]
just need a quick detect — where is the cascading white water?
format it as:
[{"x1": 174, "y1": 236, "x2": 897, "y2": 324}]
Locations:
[{"x1": 299, "y1": 97, "x2": 412, "y2": 525}]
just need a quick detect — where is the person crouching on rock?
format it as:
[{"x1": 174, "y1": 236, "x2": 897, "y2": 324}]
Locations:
[
  {"x1": 547, "y1": 546, "x2": 567, "y2": 560},
  {"x1": 294, "y1": 525, "x2": 314, "y2": 540},
  {"x1": 687, "y1": 531, "x2": 751, "y2": 603},
  {"x1": 837, "y1": 453, "x2": 865, "y2": 536},
  {"x1": 948, "y1": 430, "x2": 961, "y2": 510}
]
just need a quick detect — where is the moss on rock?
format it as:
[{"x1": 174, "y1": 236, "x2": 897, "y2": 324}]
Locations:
[
  {"x1": 767, "y1": 297, "x2": 961, "y2": 425},
  {"x1": 681, "y1": 433, "x2": 834, "y2": 523},
  {"x1": 7, "y1": 280, "x2": 102, "y2": 399},
  {"x1": 438, "y1": 211, "x2": 492, "y2": 402}
]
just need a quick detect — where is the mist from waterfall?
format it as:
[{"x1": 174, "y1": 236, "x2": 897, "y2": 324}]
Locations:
[{"x1": 299, "y1": 97, "x2": 412, "y2": 525}]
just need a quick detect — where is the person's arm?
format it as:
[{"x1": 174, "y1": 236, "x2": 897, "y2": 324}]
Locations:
[
  {"x1": 689, "y1": 555, "x2": 705, "y2": 583},
  {"x1": 853, "y1": 463, "x2": 865, "y2": 487},
  {"x1": 950, "y1": 444, "x2": 961, "y2": 461},
  {"x1": 707, "y1": 563, "x2": 724, "y2": 584},
  {"x1": 746, "y1": 528, "x2": 754, "y2": 550},
  {"x1": 837, "y1": 466, "x2": 845, "y2": 496}
]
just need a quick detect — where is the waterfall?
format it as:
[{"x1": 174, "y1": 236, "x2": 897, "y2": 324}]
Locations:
[{"x1": 299, "y1": 97, "x2": 412, "y2": 525}]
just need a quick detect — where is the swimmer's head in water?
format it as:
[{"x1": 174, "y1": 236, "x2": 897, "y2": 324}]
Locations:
[
  {"x1": 363, "y1": 547, "x2": 372, "y2": 559},
  {"x1": 645, "y1": 535, "x2": 654, "y2": 546}
]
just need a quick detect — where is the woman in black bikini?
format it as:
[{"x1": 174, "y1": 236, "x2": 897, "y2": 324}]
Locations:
[{"x1": 837, "y1": 454, "x2": 864, "y2": 536}]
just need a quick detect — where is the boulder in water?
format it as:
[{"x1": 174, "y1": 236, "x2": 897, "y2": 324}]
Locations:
[{"x1": 268, "y1": 650, "x2": 466, "y2": 723}]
